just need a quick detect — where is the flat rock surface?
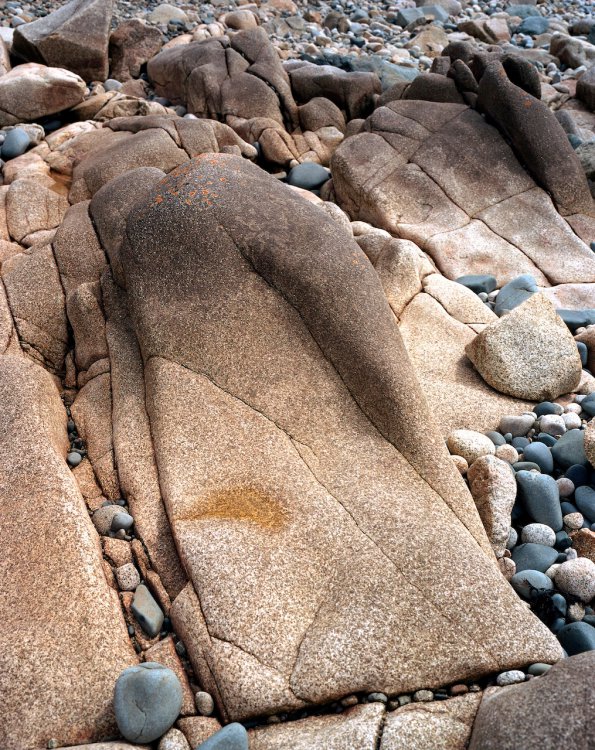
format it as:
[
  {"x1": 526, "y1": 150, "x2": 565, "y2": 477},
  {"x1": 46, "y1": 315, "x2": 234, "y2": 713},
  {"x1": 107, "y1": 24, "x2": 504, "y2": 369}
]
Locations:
[{"x1": 0, "y1": 355, "x2": 137, "y2": 750}]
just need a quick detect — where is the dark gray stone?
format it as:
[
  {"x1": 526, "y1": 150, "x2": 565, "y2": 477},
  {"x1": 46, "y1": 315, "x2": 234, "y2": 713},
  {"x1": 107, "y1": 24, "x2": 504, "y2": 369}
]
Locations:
[
  {"x1": 516, "y1": 470, "x2": 563, "y2": 531},
  {"x1": 523, "y1": 442, "x2": 554, "y2": 474},
  {"x1": 551, "y1": 430, "x2": 588, "y2": 469},
  {"x1": 1, "y1": 127, "x2": 30, "y2": 160},
  {"x1": 455, "y1": 274, "x2": 497, "y2": 294},
  {"x1": 557, "y1": 309, "x2": 595, "y2": 332},
  {"x1": 131, "y1": 584, "x2": 163, "y2": 637},
  {"x1": 580, "y1": 393, "x2": 595, "y2": 417},
  {"x1": 494, "y1": 274, "x2": 537, "y2": 316},
  {"x1": 557, "y1": 622, "x2": 595, "y2": 656},
  {"x1": 286, "y1": 163, "x2": 330, "y2": 191},
  {"x1": 575, "y1": 486, "x2": 595, "y2": 523},
  {"x1": 537, "y1": 433, "x2": 557, "y2": 447},
  {"x1": 577, "y1": 342, "x2": 588, "y2": 367},
  {"x1": 511, "y1": 543, "x2": 559, "y2": 573},
  {"x1": 517, "y1": 16, "x2": 549, "y2": 34},
  {"x1": 114, "y1": 663, "x2": 183, "y2": 743},
  {"x1": 197, "y1": 723, "x2": 249, "y2": 749},
  {"x1": 486, "y1": 430, "x2": 506, "y2": 447},
  {"x1": 506, "y1": 4, "x2": 541, "y2": 18},
  {"x1": 510, "y1": 569, "x2": 554, "y2": 599},
  {"x1": 534, "y1": 402, "x2": 562, "y2": 417}
]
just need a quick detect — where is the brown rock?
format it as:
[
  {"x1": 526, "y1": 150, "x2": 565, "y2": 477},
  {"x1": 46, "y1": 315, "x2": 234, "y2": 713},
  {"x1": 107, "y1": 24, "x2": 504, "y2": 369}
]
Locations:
[
  {"x1": 249, "y1": 703, "x2": 385, "y2": 749},
  {"x1": 467, "y1": 455, "x2": 517, "y2": 557},
  {"x1": 109, "y1": 19, "x2": 163, "y2": 82},
  {"x1": 380, "y1": 693, "x2": 482, "y2": 750},
  {"x1": 577, "y1": 66, "x2": 595, "y2": 113},
  {"x1": 570, "y1": 529, "x2": 595, "y2": 564},
  {"x1": 465, "y1": 294, "x2": 582, "y2": 401},
  {"x1": 468, "y1": 653, "x2": 594, "y2": 750},
  {"x1": 13, "y1": 0, "x2": 114, "y2": 82},
  {"x1": 6, "y1": 178, "x2": 69, "y2": 243},
  {"x1": 102, "y1": 537, "x2": 133, "y2": 567},
  {"x1": 0, "y1": 355, "x2": 137, "y2": 750},
  {"x1": 122, "y1": 154, "x2": 560, "y2": 722},
  {"x1": 67, "y1": 281, "x2": 109, "y2": 371},
  {"x1": 145, "y1": 636, "x2": 196, "y2": 716},
  {"x1": 224, "y1": 10, "x2": 259, "y2": 30},
  {"x1": 176, "y1": 717, "x2": 222, "y2": 747},
  {"x1": 0, "y1": 63, "x2": 86, "y2": 126}
]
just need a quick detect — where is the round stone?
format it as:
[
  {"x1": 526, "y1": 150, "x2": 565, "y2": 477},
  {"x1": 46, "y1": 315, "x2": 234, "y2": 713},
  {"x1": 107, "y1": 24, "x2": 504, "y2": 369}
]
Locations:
[
  {"x1": 116, "y1": 563, "x2": 141, "y2": 592},
  {"x1": 496, "y1": 670, "x2": 525, "y2": 686},
  {"x1": 521, "y1": 523, "x2": 556, "y2": 547},
  {"x1": 510, "y1": 570, "x2": 554, "y2": 599},
  {"x1": 114, "y1": 663, "x2": 183, "y2": 743},
  {"x1": 286, "y1": 162, "x2": 330, "y2": 190},
  {"x1": 67, "y1": 451, "x2": 82, "y2": 467},
  {"x1": 446, "y1": 429, "x2": 495, "y2": 464},
  {"x1": 104, "y1": 78, "x2": 123, "y2": 91},
  {"x1": 92, "y1": 505, "x2": 122, "y2": 535},
  {"x1": 451, "y1": 455, "x2": 468, "y2": 474},
  {"x1": 516, "y1": 471, "x2": 563, "y2": 531},
  {"x1": 557, "y1": 477, "x2": 575, "y2": 498},
  {"x1": 512, "y1": 543, "x2": 559, "y2": 573},
  {"x1": 554, "y1": 558, "x2": 595, "y2": 603},
  {"x1": 539, "y1": 414, "x2": 566, "y2": 437},
  {"x1": 1, "y1": 127, "x2": 30, "y2": 160},
  {"x1": 158, "y1": 728, "x2": 190, "y2": 750},
  {"x1": 527, "y1": 663, "x2": 552, "y2": 676},
  {"x1": 564, "y1": 512, "x2": 584, "y2": 530},
  {"x1": 551, "y1": 430, "x2": 588, "y2": 470},
  {"x1": 575, "y1": 486, "x2": 595, "y2": 523},
  {"x1": 506, "y1": 527, "x2": 518, "y2": 549},
  {"x1": 195, "y1": 723, "x2": 249, "y2": 749},
  {"x1": 495, "y1": 444, "x2": 519, "y2": 464},
  {"x1": 499, "y1": 414, "x2": 535, "y2": 438},
  {"x1": 563, "y1": 412, "x2": 582, "y2": 430},
  {"x1": 112, "y1": 511, "x2": 134, "y2": 532},
  {"x1": 413, "y1": 689, "x2": 434, "y2": 702},
  {"x1": 522, "y1": 442, "x2": 553, "y2": 474},
  {"x1": 557, "y1": 621, "x2": 595, "y2": 655},
  {"x1": 195, "y1": 690, "x2": 215, "y2": 716}
]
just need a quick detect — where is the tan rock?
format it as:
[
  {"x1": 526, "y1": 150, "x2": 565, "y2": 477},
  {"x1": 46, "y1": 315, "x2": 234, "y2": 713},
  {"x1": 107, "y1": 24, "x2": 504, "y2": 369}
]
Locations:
[
  {"x1": 0, "y1": 355, "x2": 137, "y2": 750},
  {"x1": 554, "y1": 558, "x2": 595, "y2": 603},
  {"x1": 145, "y1": 636, "x2": 195, "y2": 716},
  {"x1": 466, "y1": 294, "x2": 582, "y2": 401},
  {"x1": 467, "y1": 455, "x2": 517, "y2": 556},
  {"x1": 447, "y1": 430, "x2": 496, "y2": 464},
  {"x1": 109, "y1": 19, "x2": 163, "y2": 82},
  {"x1": 176, "y1": 717, "x2": 222, "y2": 747},
  {"x1": 158, "y1": 728, "x2": 191, "y2": 750},
  {"x1": 6, "y1": 179, "x2": 69, "y2": 243},
  {"x1": 584, "y1": 417, "x2": 595, "y2": 468},
  {"x1": 67, "y1": 281, "x2": 108, "y2": 371},
  {"x1": 380, "y1": 693, "x2": 482, "y2": 750},
  {"x1": 250, "y1": 703, "x2": 385, "y2": 749},
  {"x1": 375, "y1": 238, "x2": 433, "y2": 318},
  {"x1": 0, "y1": 63, "x2": 86, "y2": 126}
]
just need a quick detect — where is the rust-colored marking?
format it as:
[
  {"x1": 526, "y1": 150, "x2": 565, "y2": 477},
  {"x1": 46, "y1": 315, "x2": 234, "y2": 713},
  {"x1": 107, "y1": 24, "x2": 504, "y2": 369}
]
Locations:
[{"x1": 180, "y1": 486, "x2": 288, "y2": 531}]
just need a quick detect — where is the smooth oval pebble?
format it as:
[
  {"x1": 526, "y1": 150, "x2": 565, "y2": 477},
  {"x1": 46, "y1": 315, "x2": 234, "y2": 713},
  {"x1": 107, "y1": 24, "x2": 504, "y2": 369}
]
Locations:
[
  {"x1": 527, "y1": 663, "x2": 552, "y2": 676},
  {"x1": 286, "y1": 162, "x2": 330, "y2": 190},
  {"x1": 496, "y1": 670, "x2": 525, "y2": 686},
  {"x1": 557, "y1": 621, "x2": 595, "y2": 655},
  {"x1": 522, "y1": 442, "x2": 553, "y2": 474},
  {"x1": 195, "y1": 690, "x2": 215, "y2": 716},
  {"x1": 521, "y1": 523, "x2": 556, "y2": 547},
  {"x1": 67, "y1": 451, "x2": 82, "y2": 467},
  {"x1": 196, "y1": 723, "x2": 249, "y2": 749},
  {"x1": 510, "y1": 569, "x2": 553, "y2": 599},
  {"x1": 114, "y1": 663, "x2": 183, "y2": 743},
  {"x1": 111, "y1": 511, "x2": 134, "y2": 531},
  {"x1": 1, "y1": 127, "x2": 30, "y2": 160}
]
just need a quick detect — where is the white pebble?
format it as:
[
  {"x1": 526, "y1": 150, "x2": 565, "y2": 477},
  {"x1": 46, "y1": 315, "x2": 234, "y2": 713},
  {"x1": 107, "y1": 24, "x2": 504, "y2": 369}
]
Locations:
[
  {"x1": 564, "y1": 403, "x2": 582, "y2": 414},
  {"x1": 563, "y1": 512, "x2": 584, "y2": 530},
  {"x1": 496, "y1": 670, "x2": 526, "y2": 686},
  {"x1": 446, "y1": 430, "x2": 495, "y2": 464},
  {"x1": 557, "y1": 478, "x2": 575, "y2": 498},
  {"x1": 521, "y1": 523, "x2": 556, "y2": 547},
  {"x1": 539, "y1": 415, "x2": 566, "y2": 437},
  {"x1": 554, "y1": 558, "x2": 595, "y2": 602},
  {"x1": 563, "y1": 412, "x2": 582, "y2": 430},
  {"x1": 116, "y1": 563, "x2": 141, "y2": 592}
]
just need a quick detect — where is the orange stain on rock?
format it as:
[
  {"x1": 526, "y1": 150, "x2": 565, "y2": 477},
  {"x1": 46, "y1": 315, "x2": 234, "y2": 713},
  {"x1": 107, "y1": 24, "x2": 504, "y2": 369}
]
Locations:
[{"x1": 180, "y1": 486, "x2": 288, "y2": 531}]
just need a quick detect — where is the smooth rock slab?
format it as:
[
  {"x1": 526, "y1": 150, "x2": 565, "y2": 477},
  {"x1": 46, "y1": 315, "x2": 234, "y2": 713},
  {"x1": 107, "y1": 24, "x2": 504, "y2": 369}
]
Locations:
[
  {"x1": 114, "y1": 663, "x2": 183, "y2": 743},
  {"x1": 123, "y1": 154, "x2": 561, "y2": 721},
  {"x1": 0, "y1": 356, "x2": 136, "y2": 750}
]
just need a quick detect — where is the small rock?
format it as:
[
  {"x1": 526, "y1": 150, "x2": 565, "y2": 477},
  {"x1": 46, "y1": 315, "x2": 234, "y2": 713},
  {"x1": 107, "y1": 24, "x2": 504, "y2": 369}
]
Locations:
[
  {"x1": 67, "y1": 451, "x2": 82, "y2": 467},
  {"x1": 195, "y1": 723, "x2": 249, "y2": 749},
  {"x1": 451, "y1": 455, "x2": 468, "y2": 474},
  {"x1": 557, "y1": 477, "x2": 575, "y2": 498},
  {"x1": 522, "y1": 442, "x2": 553, "y2": 474},
  {"x1": 539, "y1": 414, "x2": 567, "y2": 437},
  {"x1": 494, "y1": 274, "x2": 537, "y2": 316},
  {"x1": 114, "y1": 663, "x2": 183, "y2": 743},
  {"x1": 516, "y1": 471, "x2": 563, "y2": 531},
  {"x1": 496, "y1": 670, "x2": 525, "y2": 686},
  {"x1": 499, "y1": 414, "x2": 534, "y2": 437},
  {"x1": 112, "y1": 511, "x2": 134, "y2": 532},
  {"x1": 447, "y1": 429, "x2": 495, "y2": 463},
  {"x1": 286, "y1": 162, "x2": 330, "y2": 191},
  {"x1": 455, "y1": 274, "x2": 497, "y2": 294},
  {"x1": 132, "y1": 583, "x2": 164, "y2": 637},
  {"x1": 195, "y1": 691, "x2": 215, "y2": 716},
  {"x1": 575, "y1": 486, "x2": 595, "y2": 523},
  {"x1": 564, "y1": 512, "x2": 584, "y2": 530},
  {"x1": 116, "y1": 563, "x2": 141, "y2": 592},
  {"x1": 92, "y1": 504, "x2": 122, "y2": 535},
  {"x1": 413, "y1": 689, "x2": 434, "y2": 702},
  {"x1": 551, "y1": 430, "x2": 588, "y2": 469},
  {"x1": 510, "y1": 569, "x2": 554, "y2": 599},
  {"x1": 557, "y1": 621, "x2": 595, "y2": 655},
  {"x1": 159, "y1": 727, "x2": 191, "y2": 750},
  {"x1": 554, "y1": 557, "x2": 595, "y2": 602},
  {"x1": 495, "y1": 444, "x2": 519, "y2": 464},
  {"x1": 527, "y1": 663, "x2": 552, "y2": 676},
  {"x1": 512, "y1": 543, "x2": 559, "y2": 573},
  {"x1": 1, "y1": 127, "x2": 30, "y2": 160},
  {"x1": 521, "y1": 523, "x2": 556, "y2": 547},
  {"x1": 449, "y1": 683, "x2": 469, "y2": 696}
]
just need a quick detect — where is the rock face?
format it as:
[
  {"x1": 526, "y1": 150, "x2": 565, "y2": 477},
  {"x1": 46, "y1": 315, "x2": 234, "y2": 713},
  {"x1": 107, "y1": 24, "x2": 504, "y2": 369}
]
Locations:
[
  {"x1": 0, "y1": 63, "x2": 86, "y2": 126},
  {"x1": 109, "y1": 20, "x2": 163, "y2": 82},
  {"x1": 121, "y1": 154, "x2": 560, "y2": 722},
  {"x1": 465, "y1": 294, "x2": 582, "y2": 401},
  {"x1": 12, "y1": 0, "x2": 114, "y2": 82},
  {"x1": 0, "y1": 355, "x2": 136, "y2": 750},
  {"x1": 331, "y1": 100, "x2": 595, "y2": 287},
  {"x1": 468, "y1": 652, "x2": 595, "y2": 750}
]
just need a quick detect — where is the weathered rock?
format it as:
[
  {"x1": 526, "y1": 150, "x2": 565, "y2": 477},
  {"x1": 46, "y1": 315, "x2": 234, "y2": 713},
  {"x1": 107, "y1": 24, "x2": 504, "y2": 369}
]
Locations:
[
  {"x1": 467, "y1": 456, "x2": 517, "y2": 557},
  {"x1": 13, "y1": 0, "x2": 114, "y2": 82},
  {"x1": 0, "y1": 63, "x2": 86, "y2": 126},
  {"x1": 249, "y1": 703, "x2": 385, "y2": 749},
  {"x1": 109, "y1": 20, "x2": 163, "y2": 82},
  {"x1": 577, "y1": 66, "x2": 595, "y2": 113},
  {"x1": 465, "y1": 294, "x2": 582, "y2": 401},
  {"x1": 468, "y1": 653, "x2": 595, "y2": 749},
  {"x1": 122, "y1": 154, "x2": 560, "y2": 722},
  {"x1": 0, "y1": 356, "x2": 136, "y2": 750}
]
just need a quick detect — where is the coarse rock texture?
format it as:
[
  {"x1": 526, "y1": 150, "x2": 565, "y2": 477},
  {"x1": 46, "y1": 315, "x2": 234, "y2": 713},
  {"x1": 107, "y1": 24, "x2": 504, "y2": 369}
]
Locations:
[
  {"x1": 465, "y1": 294, "x2": 583, "y2": 401},
  {"x1": 12, "y1": 0, "x2": 115, "y2": 82},
  {"x1": 467, "y1": 456, "x2": 517, "y2": 557},
  {"x1": 379, "y1": 693, "x2": 482, "y2": 750},
  {"x1": 468, "y1": 652, "x2": 595, "y2": 749},
  {"x1": 0, "y1": 63, "x2": 86, "y2": 126},
  {"x1": 331, "y1": 101, "x2": 595, "y2": 288},
  {"x1": 249, "y1": 703, "x2": 385, "y2": 749},
  {"x1": 0, "y1": 355, "x2": 136, "y2": 750},
  {"x1": 123, "y1": 154, "x2": 560, "y2": 722}
]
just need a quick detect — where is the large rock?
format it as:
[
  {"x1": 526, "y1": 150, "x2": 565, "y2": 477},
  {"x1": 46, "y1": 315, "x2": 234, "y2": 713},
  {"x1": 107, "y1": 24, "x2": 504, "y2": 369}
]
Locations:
[
  {"x1": 121, "y1": 154, "x2": 560, "y2": 722},
  {"x1": 331, "y1": 101, "x2": 595, "y2": 287},
  {"x1": 12, "y1": 0, "x2": 114, "y2": 82},
  {"x1": 0, "y1": 63, "x2": 86, "y2": 126},
  {"x1": 465, "y1": 294, "x2": 582, "y2": 401},
  {"x1": 468, "y1": 652, "x2": 595, "y2": 749},
  {"x1": 0, "y1": 355, "x2": 136, "y2": 750},
  {"x1": 109, "y1": 20, "x2": 163, "y2": 82}
]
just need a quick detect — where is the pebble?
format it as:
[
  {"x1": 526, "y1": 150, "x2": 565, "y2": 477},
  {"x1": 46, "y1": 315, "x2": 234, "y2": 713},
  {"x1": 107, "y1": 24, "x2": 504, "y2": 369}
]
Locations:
[
  {"x1": 368, "y1": 692, "x2": 388, "y2": 703},
  {"x1": 538, "y1": 414, "x2": 566, "y2": 437},
  {"x1": 557, "y1": 477, "x2": 575, "y2": 498},
  {"x1": 522, "y1": 442, "x2": 553, "y2": 474},
  {"x1": 196, "y1": 723, "x2": 249, "y2": 749},
  {"x1": 116, "y1": 563, "x2": 141, "y2": 592},
  {"x1": 195, "y1": 691, "x2": 215, "y2": 716},
  {"x1": 132, "y1": 583, "x2": 164, "y2": 637},
  {"x1": 564, "y1": 512, "x2": 584, "y2": 530},
  {"x1": 551, "y1": 430, "x2": 588, "y2": 469},
  {"x1": 112, "y1": 511, "x2": 134, "y2": 532},
  {"x1": 510, "y1": 569, "x2": 554, "y2": 599},
  {"x1": 496, "y1": 670, "x2": 526, "y2": 686},
  {"x1": 104, "y1": 78, "x2": 123, "y2": 91},
  {"x1": 511, "y1": 543, "x2": 559, "y2": 573},
  {"x1": 521, "y1": 523, "x2": 556, "y2": 547},
  {"x1": 527, "y1": 663, "x2": 552, "y2": 676},
  {"x1": 535, "y1": 402, "x2": 564, "y2": 417},
  {"x1": 413, "y1": 689, "x2": 434, "y2": 702},
  {"x1": 1, "y1": 127, "x2": 30, "y2": 160},
  {"x1": 114, "y1": 663, "x2": 183, "y2": 743},
  {"x1": 67, "y1": 451, "x2": 82, "y2": 467},
  {"x1": 158, "y1": 728, "x2": 191, "y2": 750},
  {"x1": 92, "y1": 505, "x2": 123, "y2": 535},
  {"x1": 499, "y1": 414, "x2": 534, "y2": 438},
  {"x1": 516, "y1": 471, "x2": 563, "y2": 531},
  {"x1": 449, "y1": 684, "x2": 469, "y2": 696},
  {"x1": 286, "y1": 162, "x2": 330, "y2": 190},
  {"x1": 451, "y1": 455, "x2": 468, "y2": 474},
  {"x1": 554, "y1": 558, "x2": 595, "y2": 602},
  {"x1": 557, "y1": 621, "x2": 595, "y2": 655},
  {"x1": 447, "y1": 429, "x2": 495, "y2": 464},
  {"x1": 563, "y1": 412, "x2": 582, "y2": 430},
  {"x1": 495, "y1": 444, "x2": 519, "y2": 464},
  {"x1": 455, "y1": 274, "x2": 497, "y2": 294},
  {"x1": 486, "y1": 431, "x2": 507, "y2": 447},
  {"x1": 506, "y1": 527, "x2": 518, "y2": 550}
]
